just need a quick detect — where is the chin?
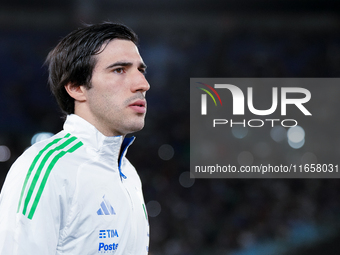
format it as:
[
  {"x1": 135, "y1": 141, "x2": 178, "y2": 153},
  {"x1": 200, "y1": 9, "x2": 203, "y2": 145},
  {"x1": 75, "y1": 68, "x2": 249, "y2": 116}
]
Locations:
[{"x1": 124, "y1": 122, "x2": 145, "y2": 134}]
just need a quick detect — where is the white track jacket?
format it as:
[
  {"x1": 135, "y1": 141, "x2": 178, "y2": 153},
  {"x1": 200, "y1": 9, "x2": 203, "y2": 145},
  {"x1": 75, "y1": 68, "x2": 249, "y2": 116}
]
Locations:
[{"x1": 0, "y1": 114, "x2": 149, "y2": 255}]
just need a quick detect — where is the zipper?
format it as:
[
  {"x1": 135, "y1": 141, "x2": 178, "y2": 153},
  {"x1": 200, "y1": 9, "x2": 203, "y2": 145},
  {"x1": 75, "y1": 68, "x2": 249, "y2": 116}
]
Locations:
[
  {"x1": 120, "y1": 179, "x2": 137, "y2": 254},
  {"x1": 117, "y1": 137, "x2": 135, "y2": 180},
  {"x1": 117, "y1": 136, "x2": 138, "y2": 253}
]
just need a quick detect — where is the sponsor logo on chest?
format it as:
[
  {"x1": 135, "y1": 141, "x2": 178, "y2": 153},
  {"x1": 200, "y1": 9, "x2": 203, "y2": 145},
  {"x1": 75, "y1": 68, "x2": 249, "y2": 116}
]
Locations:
[{"x1": 98, "y1": 229, "x2": 119, "y2": 253}]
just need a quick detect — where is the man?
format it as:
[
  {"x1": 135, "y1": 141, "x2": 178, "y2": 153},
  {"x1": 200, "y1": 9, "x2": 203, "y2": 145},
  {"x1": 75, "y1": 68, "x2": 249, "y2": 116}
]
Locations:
[{"x1": 0, "y1": 22, "x2": 150, "y2": 254}]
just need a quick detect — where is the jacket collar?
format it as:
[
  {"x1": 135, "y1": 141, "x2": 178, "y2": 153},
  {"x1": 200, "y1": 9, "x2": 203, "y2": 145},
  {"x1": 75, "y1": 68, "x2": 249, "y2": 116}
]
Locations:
[{"x1": 63, "y1": 114, "x2": 135, "y2": 178}]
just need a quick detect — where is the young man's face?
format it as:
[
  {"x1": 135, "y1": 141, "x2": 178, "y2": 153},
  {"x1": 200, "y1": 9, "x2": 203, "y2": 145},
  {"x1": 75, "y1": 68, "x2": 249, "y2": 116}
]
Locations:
[{"x1": 82, "y1": 39, "x2": 150, "y2": 136}]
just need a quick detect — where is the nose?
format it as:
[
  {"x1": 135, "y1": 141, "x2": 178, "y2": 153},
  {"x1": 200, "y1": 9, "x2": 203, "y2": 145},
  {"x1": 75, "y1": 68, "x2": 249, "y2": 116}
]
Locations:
[{"x1": 131, "y1": 71, "x2": 150, "y2": 94}]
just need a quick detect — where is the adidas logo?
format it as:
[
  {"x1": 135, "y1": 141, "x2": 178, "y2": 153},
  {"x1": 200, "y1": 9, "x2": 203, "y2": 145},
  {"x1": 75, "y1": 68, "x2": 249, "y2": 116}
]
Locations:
[{"x1": 97, "y1": 195, "x2": 116, "y2": 215}]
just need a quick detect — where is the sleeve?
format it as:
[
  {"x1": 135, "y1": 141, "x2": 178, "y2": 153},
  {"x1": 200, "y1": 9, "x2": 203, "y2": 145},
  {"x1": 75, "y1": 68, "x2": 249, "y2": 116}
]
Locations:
[{"x1": 0, "y1": 152, "x2": 62, "y2": 255}]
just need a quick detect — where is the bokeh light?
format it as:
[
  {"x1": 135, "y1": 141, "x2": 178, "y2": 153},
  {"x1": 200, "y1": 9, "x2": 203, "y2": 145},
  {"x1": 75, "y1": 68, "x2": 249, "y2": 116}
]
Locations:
[
  {"x1": 270, "y1": 126, "x2": 287, "y2": 143},
  {"x1": 287, "y1": 126, "x2": 305, "y2": 143},
  {"x1": 31, "y1": 132, "x2": 54, "y2": 145},
  {"x1": 0, "y1": 145, "x2": 11, "y2": 162},
  {"x1": 237, "y1": 151, "x2": 254, "y2": 166},
  {"x1": 301, "y1": 152, "x2": 318, "y2": 164},
  {"x1": 288, "y1": 138, "x2": 305, "y2": 149},
  {"x1": 158, "y1": 144, "x2": 174, "y2": 160},
  {"x1": 179, "y1": 171, "x2": 195, "y2": 188},
  {"x1": 232, "y1": 126, "x2": 248, "y2": 139},
  {"x1": 146, "y1": 200, "x2": 162, "y2": 217},
  {"x1": 287, "y1": 126, "x2": 305, "y2": 149}
]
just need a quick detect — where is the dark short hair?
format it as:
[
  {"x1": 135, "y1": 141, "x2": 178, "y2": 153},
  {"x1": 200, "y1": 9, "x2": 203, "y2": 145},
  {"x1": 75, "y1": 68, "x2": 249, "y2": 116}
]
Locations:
[{"x1": 45, "y1": 22, "x2": 138, "y2": 114}]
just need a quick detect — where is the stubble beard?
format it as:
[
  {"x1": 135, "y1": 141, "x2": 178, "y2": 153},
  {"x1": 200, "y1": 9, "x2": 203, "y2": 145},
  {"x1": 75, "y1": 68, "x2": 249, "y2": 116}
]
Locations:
[{"x1": 102, "y1": 93, "x2": 147, "y2": 136}]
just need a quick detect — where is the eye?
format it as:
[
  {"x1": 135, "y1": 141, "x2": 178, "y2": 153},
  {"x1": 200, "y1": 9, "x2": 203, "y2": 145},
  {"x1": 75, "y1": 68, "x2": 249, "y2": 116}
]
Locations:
[
  {"x1": 113, "y1": 68, "x2": 125, "y2": 74},
  {"x1": 139, "y1": 68, "x2": 147, "y2": 75}
]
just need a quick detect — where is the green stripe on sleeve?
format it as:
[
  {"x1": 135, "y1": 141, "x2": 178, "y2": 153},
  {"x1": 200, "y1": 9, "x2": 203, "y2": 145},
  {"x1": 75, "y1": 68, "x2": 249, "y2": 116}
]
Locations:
[
  {"x1": 22, "y1": 136, "x2": 77, "y2": 216},
  {"x1": 27, "y1": 141, "x2": 83, "y2": 219},
  {"x1": 17, "y1": 137, "x2": 64, "y2": 213}
]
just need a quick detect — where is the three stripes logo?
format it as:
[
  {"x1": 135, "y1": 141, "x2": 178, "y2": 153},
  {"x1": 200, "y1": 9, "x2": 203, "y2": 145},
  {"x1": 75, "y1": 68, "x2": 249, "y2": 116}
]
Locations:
[
  {"x1": 97, "y1": 195, "x2": 116, "y2": 216},
  {"x1": 17, "y1": 133, "x2": 83, "y2": 220},
  {"x1": 197, "y1": 82, "x2": 223, "y2": 115}
]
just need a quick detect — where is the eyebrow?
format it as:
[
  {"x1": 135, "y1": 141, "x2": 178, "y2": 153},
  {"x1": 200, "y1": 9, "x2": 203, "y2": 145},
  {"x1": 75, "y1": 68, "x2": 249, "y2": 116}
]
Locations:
[{"x1": 106, "y1": 61, "x2": 147, "y2": 70}]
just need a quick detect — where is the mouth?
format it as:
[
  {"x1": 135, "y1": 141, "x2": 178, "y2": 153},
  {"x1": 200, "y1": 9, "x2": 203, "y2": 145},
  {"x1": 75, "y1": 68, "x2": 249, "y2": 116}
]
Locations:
[{"x1": 128, "y1": 100, "x2": 147, "y2": 114}]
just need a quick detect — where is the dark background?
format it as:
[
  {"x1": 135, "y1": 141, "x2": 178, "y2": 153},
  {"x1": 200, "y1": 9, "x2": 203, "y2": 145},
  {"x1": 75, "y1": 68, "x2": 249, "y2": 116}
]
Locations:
[{"x1": 1, "y1": 1, "x2": 340, "y2": 254}]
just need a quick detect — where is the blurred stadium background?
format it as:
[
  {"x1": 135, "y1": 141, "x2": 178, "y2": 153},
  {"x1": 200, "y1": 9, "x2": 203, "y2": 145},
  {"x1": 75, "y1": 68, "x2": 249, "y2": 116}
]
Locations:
[{"x1": 1, "y1": 0, "x2": 340, "y2": 254}]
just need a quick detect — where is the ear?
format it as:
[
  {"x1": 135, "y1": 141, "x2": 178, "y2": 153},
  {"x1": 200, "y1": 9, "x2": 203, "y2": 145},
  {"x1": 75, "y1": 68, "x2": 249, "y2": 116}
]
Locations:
[{"x1": 65, "y1": 83, "x2": 87, "y2": 102}]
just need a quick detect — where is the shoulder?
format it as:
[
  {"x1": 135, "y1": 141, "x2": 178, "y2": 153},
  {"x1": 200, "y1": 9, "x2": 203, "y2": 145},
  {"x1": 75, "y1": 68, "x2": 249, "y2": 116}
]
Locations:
[
  {"x1": 6, "y1": 131, "x2": 88, "y2": 189},
  {"x1": 0, "y1": 131, "x2": 91, "y2": 224},
  {"x1": 16, "y1": 131, "x2": 85, "y2": 168}
]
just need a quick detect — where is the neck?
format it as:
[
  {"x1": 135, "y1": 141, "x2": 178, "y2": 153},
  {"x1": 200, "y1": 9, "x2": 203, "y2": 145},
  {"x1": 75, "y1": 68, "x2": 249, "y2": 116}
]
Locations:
[{"x1": 74, "y1": 105, "x2": 123, "y2": 137}]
